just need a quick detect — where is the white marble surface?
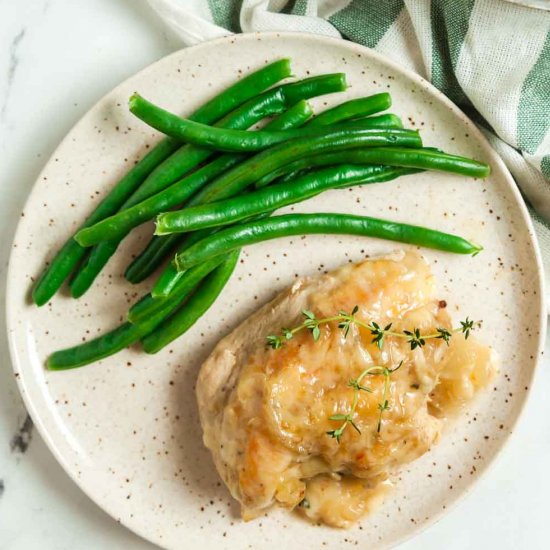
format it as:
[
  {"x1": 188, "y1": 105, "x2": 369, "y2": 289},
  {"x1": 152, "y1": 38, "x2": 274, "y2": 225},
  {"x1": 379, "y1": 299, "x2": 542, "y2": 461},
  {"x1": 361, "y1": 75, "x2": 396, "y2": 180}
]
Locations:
[{"x1": 0, "y1": 1, "x2": 548, "y2": 548}]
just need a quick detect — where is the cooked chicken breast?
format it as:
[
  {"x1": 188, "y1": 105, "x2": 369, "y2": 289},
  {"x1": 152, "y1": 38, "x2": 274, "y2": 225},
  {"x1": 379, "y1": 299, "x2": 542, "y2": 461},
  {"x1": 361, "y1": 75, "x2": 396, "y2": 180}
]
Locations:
[{"x1": 197, "y1": 251, "x2": 497, "y2": 528}]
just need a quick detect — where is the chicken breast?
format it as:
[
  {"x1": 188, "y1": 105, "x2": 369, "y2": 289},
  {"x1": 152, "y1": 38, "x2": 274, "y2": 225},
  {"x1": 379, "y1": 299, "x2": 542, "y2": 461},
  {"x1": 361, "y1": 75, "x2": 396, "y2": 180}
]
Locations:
[{"x1": 196, "y1": 251, "x2": 497, "y2": 528}]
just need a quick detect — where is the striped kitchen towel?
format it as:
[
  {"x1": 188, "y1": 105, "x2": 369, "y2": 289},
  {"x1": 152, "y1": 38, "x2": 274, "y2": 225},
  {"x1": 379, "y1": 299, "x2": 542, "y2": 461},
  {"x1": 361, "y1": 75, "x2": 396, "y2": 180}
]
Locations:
[{"x1": 148, "y1": 0, "x2": 550, "y2": 306}]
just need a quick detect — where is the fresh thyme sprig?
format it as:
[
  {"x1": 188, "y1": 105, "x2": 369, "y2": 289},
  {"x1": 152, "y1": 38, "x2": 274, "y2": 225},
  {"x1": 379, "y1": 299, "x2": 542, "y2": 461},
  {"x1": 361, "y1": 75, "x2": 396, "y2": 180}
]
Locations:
[
  {"x1": 267, "y1": 308, "x2": 479, "y2": 352},
  {"x1": 326, "y1": 361, "x2": 403, "y2": 442},
  {"x1": 266, "y1": 309, "x2": 349, "y2": 350},
  {"x1": 265, "y1": 306, "x2": 480, "y2": 441}
]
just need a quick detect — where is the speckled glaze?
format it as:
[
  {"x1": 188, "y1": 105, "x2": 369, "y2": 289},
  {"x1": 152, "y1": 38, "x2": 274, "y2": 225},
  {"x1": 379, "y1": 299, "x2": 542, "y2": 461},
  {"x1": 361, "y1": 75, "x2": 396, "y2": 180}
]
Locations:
[{"x1": 6, "y1": 33, "x2": 546, "y2": 550}]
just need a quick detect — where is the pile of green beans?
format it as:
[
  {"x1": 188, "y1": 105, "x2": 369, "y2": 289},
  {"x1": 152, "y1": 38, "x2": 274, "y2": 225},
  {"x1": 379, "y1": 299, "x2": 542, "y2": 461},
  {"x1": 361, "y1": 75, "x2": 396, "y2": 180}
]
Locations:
[
  {"x1": 36, "y1": 59, "x2": 491, "y2": 370},
  {"x1": 125, "y1": 98, "x2": 415, "y2": 296}
]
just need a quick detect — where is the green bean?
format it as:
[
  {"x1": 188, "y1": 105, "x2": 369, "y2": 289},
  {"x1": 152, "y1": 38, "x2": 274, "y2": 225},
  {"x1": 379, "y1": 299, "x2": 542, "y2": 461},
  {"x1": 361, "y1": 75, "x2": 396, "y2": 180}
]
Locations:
[
  {"x1": 74, "y1": 101, "x2": 314, "y2": 247},
  {"x1": 269, "y1": 146, "x2": 445, "y2": 187},
  {"x1": 142, "y1": 252, "x2": 239, "y2": 354},
  {"x1": 32, "y1": 58, "x2": 292, "y2": 306},
  {"x1": 47, "y1": 257, "x2": 223, "y2": 370},
  {"x1": 47, "y1": 321, "x2": 156, "y2": 370},
  {"x1": 314, "y1": 112, "x2": 402, "y2": 129},
  {"x1": 308, "y1": 93, "x2": 391, "y2": 126},
  {"x1": 70, "y1": 75, "x2": 337, "y2": 297},
  {"x1": 174, "y1": 213, "x2": 482, "y2": 270},
  {"x1": 129, "y1": 94, "x2": 419, "y2": 153},
  {"x1": 254, "y1": 147, "x2": 489, "y2": 190},
  {"x1": 132, "y1": 73, "x2": 346, "y2": 201},
  {"x1": 275, "y1": 73, "x2": 347, "y2": 105},
  {"x1": 155, "y1": 165, "x2": 419, "y2": 235}
]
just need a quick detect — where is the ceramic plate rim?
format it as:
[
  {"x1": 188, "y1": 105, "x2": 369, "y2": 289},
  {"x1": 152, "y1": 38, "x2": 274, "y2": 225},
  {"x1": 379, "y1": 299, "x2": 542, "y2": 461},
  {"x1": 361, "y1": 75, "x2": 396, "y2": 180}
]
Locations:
[{"x1": 5, "y1": 31, "x2": 547, "y2": 549}]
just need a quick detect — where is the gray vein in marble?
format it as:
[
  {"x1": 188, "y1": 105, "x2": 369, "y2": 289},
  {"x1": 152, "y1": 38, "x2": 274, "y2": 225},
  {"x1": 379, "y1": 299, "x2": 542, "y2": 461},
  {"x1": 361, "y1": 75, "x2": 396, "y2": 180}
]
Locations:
[
  {"x1": 0, "y1": 479, "x2": 4, "y2": 498},
  {"x1": 1, "y1": 29, "x2": 26, "y2": 120},
  {"x1": 10, "y1": 414, "x2": 33, "y2": 453}
]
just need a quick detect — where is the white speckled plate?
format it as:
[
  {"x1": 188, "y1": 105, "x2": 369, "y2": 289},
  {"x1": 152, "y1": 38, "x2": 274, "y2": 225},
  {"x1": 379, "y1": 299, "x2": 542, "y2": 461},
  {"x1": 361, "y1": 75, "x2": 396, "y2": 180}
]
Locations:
[{"x1": 6, "y1": 33, "x2": 546, "y2": 549}]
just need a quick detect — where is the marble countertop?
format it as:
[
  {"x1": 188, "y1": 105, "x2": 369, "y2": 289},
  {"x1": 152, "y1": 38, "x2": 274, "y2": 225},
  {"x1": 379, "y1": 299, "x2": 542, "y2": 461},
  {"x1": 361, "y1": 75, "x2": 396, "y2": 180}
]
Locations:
[{"x1": 0, "y1": 1, "x2": 548, "y2": 548}]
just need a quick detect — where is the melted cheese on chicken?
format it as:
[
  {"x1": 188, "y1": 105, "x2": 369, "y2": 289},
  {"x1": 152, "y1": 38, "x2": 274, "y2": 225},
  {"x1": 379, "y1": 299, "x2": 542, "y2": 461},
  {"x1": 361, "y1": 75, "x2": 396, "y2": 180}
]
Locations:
[{"x1": 197, "y1": 251, "x2": 497, "y2": 528}]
